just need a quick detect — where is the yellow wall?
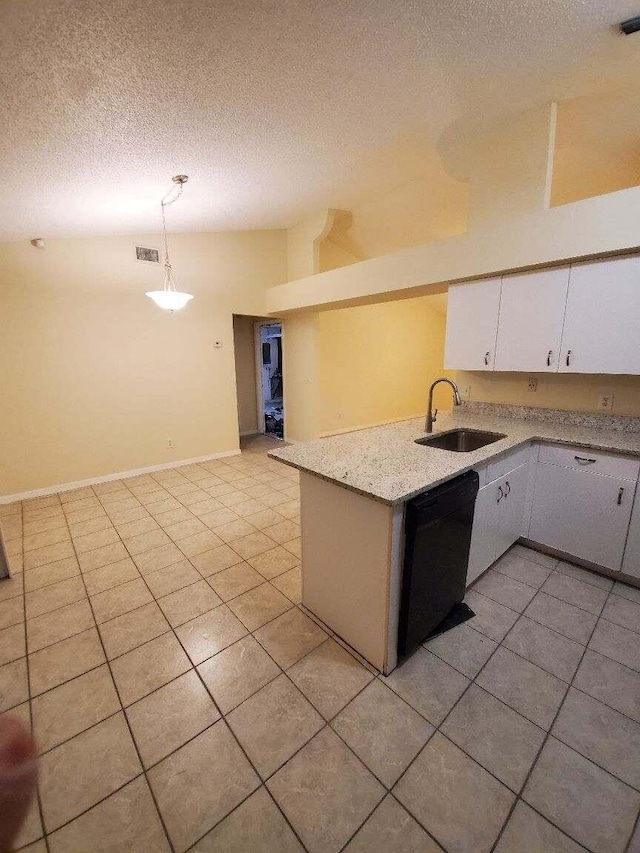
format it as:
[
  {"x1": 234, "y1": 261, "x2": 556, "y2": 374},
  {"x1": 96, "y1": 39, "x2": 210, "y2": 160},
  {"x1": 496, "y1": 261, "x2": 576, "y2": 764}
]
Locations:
[
  {"x1": 232, "y1": 316, "x2": 259, "y2": 435},
  {"x1": 319, "y1": 238, "x2": 361, "y2": 274},
  {"x1": 321, "y1": 169, "x2": 468, "y2": 268},
  {"x1": 282, "y1": 313, "x2": 321, "y2": 442},
  {"x1": 457, "y1": 371, "x2": 640, "y2": 418},
  {"x1": 552, "y1": 91, "x2": 640, "y2": 207},
  {"x1": 0, "y1": 231, "x2": 286, "y2": 496},
  {"x1": 287, "y1": 210, "x2": 337, "y2": 280},
  {"x1": 457, "y1": 104, "x2": 556, "y2": 231},
  {"x1": 317, "y1": 296, "x2": 453, "y2": 435}
]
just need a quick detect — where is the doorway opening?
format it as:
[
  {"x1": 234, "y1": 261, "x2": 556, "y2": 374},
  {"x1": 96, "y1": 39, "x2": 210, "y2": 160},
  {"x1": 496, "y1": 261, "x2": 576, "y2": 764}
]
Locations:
[
  {"x1": 231, "y1": 314, "x2": 286, "y2": 443},
  {"x1": 257, "y1": 321, "x2": 284, "y2": 439}
]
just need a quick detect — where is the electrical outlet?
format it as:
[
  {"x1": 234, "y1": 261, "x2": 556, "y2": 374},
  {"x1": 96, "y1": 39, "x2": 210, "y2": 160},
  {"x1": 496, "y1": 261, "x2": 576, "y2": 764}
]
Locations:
[
  {"x1": 462, "y1": 385, "x2": 471, "y2": 400},
  {"x1": 599, "y1": 393, "x2": 614, "y2": 412},
  {"x1": 528, "y1": 377, "x2": 538, "y2": 392},
  {"x1": 167, "y1": 438, "x2": 173, "y2": 449}
]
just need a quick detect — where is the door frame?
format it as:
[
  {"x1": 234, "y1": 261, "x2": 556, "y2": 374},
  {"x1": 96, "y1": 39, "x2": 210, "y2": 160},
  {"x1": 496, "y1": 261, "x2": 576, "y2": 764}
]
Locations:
[
  {"x1": 254, "y1": 321, "x2": 267, "y2": 435},
  {"x1": 254, "y1": 319, "x2": 284, "y2": 436},
  {"x1": 0, "y1": 529, "x2": 10, "y2": 579}
]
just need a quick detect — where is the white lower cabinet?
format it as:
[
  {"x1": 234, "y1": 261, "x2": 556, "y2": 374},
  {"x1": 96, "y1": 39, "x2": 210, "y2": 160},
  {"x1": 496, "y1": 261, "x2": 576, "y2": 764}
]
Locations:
[
  {"x1": 529, "y1": 462, "x2": 635, "y2": 571},
  {"x1": 495, "y1": 462, "x2": 530, "y2": 559},
  {"x1": 467, "y1": 481, "x2": 500, "y2": 585},
  {"x1": 622, "y1": 487, "x2": 640, "y2": 579},
  {"x1": 467, "y1": 462, "x2": 530, "y2": 585}
]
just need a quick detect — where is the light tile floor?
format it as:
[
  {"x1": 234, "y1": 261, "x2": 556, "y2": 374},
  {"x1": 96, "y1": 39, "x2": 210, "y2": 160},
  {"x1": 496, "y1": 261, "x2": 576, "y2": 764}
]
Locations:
[{"x1": 0, "y1": 435, "x2": 639, "y2": 852}]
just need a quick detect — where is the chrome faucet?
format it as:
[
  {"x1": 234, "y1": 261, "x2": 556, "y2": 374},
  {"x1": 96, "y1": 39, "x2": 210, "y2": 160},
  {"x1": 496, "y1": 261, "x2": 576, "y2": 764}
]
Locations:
[{"x1": 425, "y1": 377, "x2": 462, "y2": 432}]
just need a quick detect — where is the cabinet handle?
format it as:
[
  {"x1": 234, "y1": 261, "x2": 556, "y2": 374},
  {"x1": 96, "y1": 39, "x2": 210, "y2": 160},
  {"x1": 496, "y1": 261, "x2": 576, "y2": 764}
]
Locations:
[
  {"x1": 497, "y1": 486, "x2": 504, "y2": 503},
  {"x1": 566, "y1": 349, "x2": 572, "y2": 367},
  {"x1": 504, "y1": 481, "x2": 511, "y2": 496},
  {"x1": 618, "y1": 487, "x2": 624, "y2": 506},
  {"x1": 574, "y1": 456, "x2": 596, "y2": 465},
  {"x1": 484, "y1": 351, "x2": 490, "y2": 366},
  {"x1": 547, "y1": 350, "x2": 553, "y2": 367}
]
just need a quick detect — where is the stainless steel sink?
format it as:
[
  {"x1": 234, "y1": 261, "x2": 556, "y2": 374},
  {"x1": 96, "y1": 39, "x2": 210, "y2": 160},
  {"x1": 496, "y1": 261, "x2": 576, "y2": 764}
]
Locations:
[{"x1": 415, "y1": 429, "x2": 507, "y2": 452}]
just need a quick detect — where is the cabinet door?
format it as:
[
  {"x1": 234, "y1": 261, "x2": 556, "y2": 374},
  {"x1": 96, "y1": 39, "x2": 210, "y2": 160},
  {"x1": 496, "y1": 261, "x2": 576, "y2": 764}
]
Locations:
[
  {"x1": 559, "y1": 256, "x2": 640, "y2": 375},
  {"x1": 495, "y1": 463, "x2": 530, "y2": 559},
  {"x1": 467, "y1": 479, "x2": 502, "y2": 585},
  {"x1": 622, "y1": 487, "x2": 640, "y2": 579},
  {"x1": 494, "y1": 267, "x2": 570, "y2": 372},
  {"x1": 529, "y1": 463, "x2": 634, "y2": 570},
  {"x1": 444, "y1": 278, "x2": 501, "y2": 370}
]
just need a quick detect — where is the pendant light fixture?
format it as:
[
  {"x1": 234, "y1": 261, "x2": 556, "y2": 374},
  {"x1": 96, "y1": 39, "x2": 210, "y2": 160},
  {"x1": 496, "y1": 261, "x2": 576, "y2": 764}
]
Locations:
[{"x1": 146, "y1": 175, "x2": 194, "y2": 311}]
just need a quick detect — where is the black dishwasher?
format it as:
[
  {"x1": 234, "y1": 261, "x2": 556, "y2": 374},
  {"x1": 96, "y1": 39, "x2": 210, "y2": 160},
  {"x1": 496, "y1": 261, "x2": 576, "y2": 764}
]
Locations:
[{"x1": 397, "y1": 470, "x2": 479, "y2": 659}]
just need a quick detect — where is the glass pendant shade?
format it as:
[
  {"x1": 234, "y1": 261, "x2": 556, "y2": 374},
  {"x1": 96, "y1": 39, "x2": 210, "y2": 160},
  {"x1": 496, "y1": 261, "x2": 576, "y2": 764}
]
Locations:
[{"x1": 145, "y1": 289, "x2": 194, "y2": 310}]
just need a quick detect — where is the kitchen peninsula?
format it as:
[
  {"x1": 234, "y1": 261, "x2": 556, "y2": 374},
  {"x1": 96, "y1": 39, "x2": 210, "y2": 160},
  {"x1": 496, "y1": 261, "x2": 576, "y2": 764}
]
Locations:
[{"x1": 269, "y1": 403, "x2": 640, "y2": 674}]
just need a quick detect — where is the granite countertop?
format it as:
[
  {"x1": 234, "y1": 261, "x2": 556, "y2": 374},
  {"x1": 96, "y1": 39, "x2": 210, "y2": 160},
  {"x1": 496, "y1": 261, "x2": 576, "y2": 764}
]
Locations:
[{"x1": 268, "y1": 407, "x2": 640, "y2": 505}]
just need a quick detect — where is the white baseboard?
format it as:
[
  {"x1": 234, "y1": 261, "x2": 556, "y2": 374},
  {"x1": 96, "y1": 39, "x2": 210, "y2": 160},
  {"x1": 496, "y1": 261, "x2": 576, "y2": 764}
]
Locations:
[
  {"x1": 0, "y1": 449, "x2": 241, "y2": 505},
  {"x1": 239, "y1": 430, "x2": 260, "y2": 437},
  {"x1": 319, "y1": 413, "x2": 425, "y2": 439}
]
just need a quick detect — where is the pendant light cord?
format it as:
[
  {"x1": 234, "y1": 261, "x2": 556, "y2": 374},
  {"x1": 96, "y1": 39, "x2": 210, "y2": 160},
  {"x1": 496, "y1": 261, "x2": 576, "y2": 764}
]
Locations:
[{"x1": 160, "y1": 180, "x2": 185, "y2": 293}]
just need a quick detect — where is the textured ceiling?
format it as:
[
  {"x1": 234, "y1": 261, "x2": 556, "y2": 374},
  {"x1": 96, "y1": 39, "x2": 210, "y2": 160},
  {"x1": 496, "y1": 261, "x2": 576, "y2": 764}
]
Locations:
[{"x1": 1, "y1": 0, "x2": 639, "y2": 241}]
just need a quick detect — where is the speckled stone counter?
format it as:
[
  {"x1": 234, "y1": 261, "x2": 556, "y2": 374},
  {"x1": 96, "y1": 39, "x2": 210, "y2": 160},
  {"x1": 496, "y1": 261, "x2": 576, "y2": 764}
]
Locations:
[{"x1": 269, "y1": 406, "x2": 640, "y2": 505}]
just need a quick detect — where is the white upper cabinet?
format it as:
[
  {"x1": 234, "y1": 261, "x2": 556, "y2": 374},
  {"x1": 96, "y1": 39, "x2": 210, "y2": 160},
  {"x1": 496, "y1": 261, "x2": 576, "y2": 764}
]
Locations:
[
  {"x1": 444, "y1": 255, "x2": 639, "y2": 375},
  {"x1": 494, "y1": 267, "x2": 570, "y2": 372},
  {"x1": 558, "y1": 255, "x2": 640, "y2": 375},
  {"x1": 444, "y1": 277, "x2": 501, "y2": 370}
]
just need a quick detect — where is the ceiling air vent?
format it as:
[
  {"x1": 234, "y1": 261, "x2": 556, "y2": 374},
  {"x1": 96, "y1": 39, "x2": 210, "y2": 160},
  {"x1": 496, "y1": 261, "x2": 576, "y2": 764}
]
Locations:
[{"x1": 135, "y1": 245, "x2": 160, "y2": 263}]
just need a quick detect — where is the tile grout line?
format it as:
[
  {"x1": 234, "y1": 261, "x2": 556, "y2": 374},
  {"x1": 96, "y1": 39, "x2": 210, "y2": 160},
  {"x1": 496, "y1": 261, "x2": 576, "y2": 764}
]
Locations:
[
  {"x1": 28, "y1": 528, "x2": 622, "y2": 848},
  {"x1": 17, "y1": 544, "x2": 632, "y2": 844},
  {"x1": 375, "y1": 619, "x2": 512, "y2": 852},
  {"x1": 143, "y1": 442, "x2": 309, "y2": 853},
  {"x1": 455, "y1": 559, "x2": 637, "y2": 850},
  {"x1": 464, "y1": 583, "x2": 636, "y2": 649},
  {"x1": 137, "y1": 469, "x2": 312, "y2": 853},
  {"x1": 25, "y1": 556, "x2": 299, "y2": 709},
  {"x1": 10, "y1": 461, "x2": 634, "y2": 851},
  {"x1": 111, "y1": 468, "x2": 312, "y2": 853},
  {"x1": 423, "y1": 612, "x2": 640, "y2": 742},
  {"x1": 487, "y1": 580, "x2": 619, "y2": 853},
  {"x1": 365, "y1": 558, "x2": 629, "y2": 853},
  {"x1": 475, "y1": 573, "x2": 611, "y2": 620},
  {"x1": 20, "y1": 472, "x2": 299, "y2": 664},
  {"x1": 16, "y1": 502, "x2": 52, "y2": 853},
  {"x1": 210, "y1": 626, "x2": 382, "y2": 851},
  {"x1": 626, "y1": 812, "x2": 640, "y2": 853},
  {"x1": 247, "y1": 602, "x2": 504, "y2": 853},
  {"x1": 55, "y1": 493, "x2": 178, "y2": 853}
]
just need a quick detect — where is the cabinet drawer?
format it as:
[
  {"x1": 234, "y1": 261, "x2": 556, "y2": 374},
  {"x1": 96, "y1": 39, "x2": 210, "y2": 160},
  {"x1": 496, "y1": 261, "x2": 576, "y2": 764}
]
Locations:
[
  {"x1": 487, "y1": 444, "x2": 533, "y2": 483},
  {"x1": 538, "y1": 443, "x2": 640, "y2": 481}
]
